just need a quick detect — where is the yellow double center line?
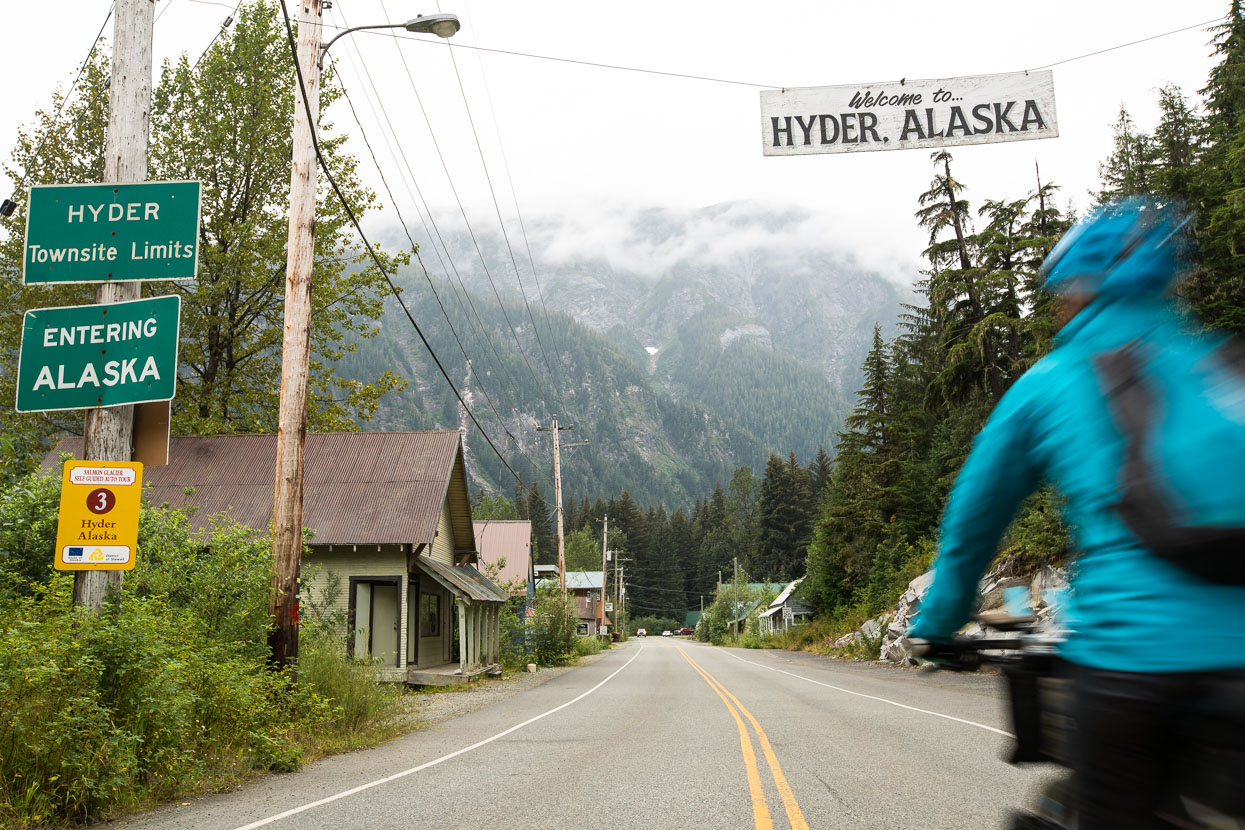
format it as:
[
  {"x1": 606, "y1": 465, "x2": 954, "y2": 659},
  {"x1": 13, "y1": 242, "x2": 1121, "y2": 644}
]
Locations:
[{"x1": 677, "y1": 647, "x2": 809, "y2": 830}]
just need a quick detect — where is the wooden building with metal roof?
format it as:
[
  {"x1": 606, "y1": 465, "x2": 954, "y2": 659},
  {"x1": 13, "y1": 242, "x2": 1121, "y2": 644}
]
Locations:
[{"x1": 46, "y1": 431, "x2": 507, "y2": 685}]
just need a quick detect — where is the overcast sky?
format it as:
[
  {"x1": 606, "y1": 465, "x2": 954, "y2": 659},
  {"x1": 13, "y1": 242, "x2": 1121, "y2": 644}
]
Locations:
[{"x1": 1, "y1": 0, "x2": 1232, "y2": 283}]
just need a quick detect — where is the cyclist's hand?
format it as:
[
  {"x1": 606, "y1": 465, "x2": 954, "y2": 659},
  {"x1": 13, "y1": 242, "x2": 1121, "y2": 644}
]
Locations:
[{"x1": 909, "y1": 639, "x2": 963, "y2": 670}]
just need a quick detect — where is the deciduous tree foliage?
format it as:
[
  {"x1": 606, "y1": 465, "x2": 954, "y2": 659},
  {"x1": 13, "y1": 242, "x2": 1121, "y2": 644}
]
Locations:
[
  {"x1": 0, "y1": 2, "x2": 404, "y2": 482},
  {"x1": 151, "y1": 2, "x2": 403, "y2": 434}
]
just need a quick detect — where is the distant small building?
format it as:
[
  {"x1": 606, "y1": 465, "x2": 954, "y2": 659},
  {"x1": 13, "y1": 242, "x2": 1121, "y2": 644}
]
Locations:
[
  {"x1": 758, "y1": 578, "x2": 812, "y2": 635},
  {"x1": 717, "y1": 581, "x2": 786, "y2": 637},
  {"x1": 538, "y1": 570, "x2": 611, "y2": 636},
  {"x1": 533, "y1": 563, "x2": 560, "y2": 582}
]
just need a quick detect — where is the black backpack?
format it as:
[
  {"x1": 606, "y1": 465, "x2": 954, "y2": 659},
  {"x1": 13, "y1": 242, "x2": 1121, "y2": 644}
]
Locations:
[{"x1": 1095, "y1": 339, "x2": 1245, "y2": 585}]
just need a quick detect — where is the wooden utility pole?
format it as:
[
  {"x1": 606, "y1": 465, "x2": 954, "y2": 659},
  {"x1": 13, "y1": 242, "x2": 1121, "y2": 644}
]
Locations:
[
  {"x1": 599, "y1": 514, "x2": 608, "y2": 633},
  {"x1": 270, "y1": 0, "x2": 323, "y2": 670},
  {"x1": 76, "y1": 0, "x2": 155, "y2": 610},
  {"x1": 536, "y1": 417, "x2": 581, "y2": 602}
]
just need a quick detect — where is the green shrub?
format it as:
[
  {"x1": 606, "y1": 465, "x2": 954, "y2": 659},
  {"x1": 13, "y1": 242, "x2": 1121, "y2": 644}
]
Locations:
[
  {"x1": 573, "y1": 634, "x2": 603, "y2": 657},
  {"x1": 527, "y1": 584, "x2": 577, "y2": 666},
  {"x1": 498, "y1": 596, "x2": 532, "y2": 670}
]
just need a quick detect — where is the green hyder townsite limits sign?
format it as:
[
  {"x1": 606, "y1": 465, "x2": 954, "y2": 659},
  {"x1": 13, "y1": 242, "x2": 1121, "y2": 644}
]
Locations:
[
  {"x1": 16, "y1": 295, "x2": 181, "y2": 412},
  {"x1": 23, "y1": 180, "x2": 201, "y2": 284}
]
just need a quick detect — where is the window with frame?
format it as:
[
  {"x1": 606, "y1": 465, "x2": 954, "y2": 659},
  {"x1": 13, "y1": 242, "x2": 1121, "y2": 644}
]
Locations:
[{"x1": 420, "y1": 592, "x2": 440, "y2": 637}]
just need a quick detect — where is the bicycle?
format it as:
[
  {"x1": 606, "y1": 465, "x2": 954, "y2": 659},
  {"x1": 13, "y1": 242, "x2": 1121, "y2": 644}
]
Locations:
[{"x1": 913, "y1": 617, "x2": 1235, "y2": 830}]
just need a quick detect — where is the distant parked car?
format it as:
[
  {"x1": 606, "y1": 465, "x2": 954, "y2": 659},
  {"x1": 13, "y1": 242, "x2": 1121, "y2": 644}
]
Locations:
[
  {"x1": 636, "y1": 628, "x2": 647, "y2": 637},
  {"x1": 662, "y1": 630, "x2": 673, "y2": 637},
  {"x1": 677, "y1": 627, "x2": 694, "y2": 635}
]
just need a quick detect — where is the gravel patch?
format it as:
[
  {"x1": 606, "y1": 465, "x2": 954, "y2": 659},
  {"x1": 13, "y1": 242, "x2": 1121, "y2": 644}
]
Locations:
[{"x1": 392, "y1": 654, "x2": 604, "y2": 729}]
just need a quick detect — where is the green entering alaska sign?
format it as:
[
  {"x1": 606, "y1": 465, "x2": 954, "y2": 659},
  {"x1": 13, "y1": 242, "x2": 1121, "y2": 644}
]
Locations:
[
  {"x1": 23, "y1": 180, "x2": 201, "y2": 284},
  {"x1": 16, "y1": 296, "x2": 181, "y2": 412}
]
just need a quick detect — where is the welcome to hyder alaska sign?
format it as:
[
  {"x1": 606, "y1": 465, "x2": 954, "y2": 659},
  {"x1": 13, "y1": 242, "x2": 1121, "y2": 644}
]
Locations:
[{"x1": 761, "y1": 70, "x2": 1057, "y2": 155}]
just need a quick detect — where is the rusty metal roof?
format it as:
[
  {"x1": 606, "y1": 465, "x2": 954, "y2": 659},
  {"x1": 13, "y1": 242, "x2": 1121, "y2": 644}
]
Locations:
[
  {"x1": 416, "y1": 555, "x2": 509, "y2": 604},
  {"x1": 45, "y1": 432, "x2": 467, "y2": 547}
]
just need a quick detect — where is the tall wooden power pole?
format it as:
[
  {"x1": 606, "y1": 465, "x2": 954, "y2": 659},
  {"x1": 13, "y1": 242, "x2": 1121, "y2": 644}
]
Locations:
[
  {"x1": 599, "y1": 514, "x2": 609, "y2": 633},
  {"x1": 76, "y1": 0, "x2": 155, "y2": 610},
  {"x1": 270, "y1": 0, "x2": 323, "y2": 670},
  {"x1": 537, "y1": 417, "x2": 573, "y2": 600}
]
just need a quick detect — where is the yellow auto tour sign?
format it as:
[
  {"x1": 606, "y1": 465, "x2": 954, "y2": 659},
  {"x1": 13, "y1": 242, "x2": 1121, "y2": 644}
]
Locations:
[{"x1": 54, "y1": 461, "x2": 143, "y2": 571}]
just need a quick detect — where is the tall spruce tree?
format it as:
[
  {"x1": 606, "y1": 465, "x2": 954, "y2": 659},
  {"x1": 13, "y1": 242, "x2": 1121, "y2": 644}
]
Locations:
[
  {"x1": 1095, "y1": 106, "x2": 1157, "y2": 202},
  {"x1": 1193, "y1": 1, "x2": 1245, "y2": 332},
  {"x1": 528, "y1": 482, "x2": 555, "y2": 565}
]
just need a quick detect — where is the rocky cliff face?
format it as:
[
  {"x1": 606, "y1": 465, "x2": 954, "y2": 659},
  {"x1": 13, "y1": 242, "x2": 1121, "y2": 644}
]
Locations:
[{"x1": 429, "y1": 201, "x2": 906, "y2": 400}]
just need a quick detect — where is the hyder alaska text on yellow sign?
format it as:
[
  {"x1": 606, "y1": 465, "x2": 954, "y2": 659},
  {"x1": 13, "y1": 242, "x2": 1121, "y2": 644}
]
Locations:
[{"x1": 54, "y1": 461, "x2": 143, "y2": 571}]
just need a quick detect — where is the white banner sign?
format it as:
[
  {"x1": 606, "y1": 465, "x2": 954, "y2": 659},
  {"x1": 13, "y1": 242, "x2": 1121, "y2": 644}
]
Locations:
[{"x1": 761, "y1": 70, "x2": 1057, "y2": 156}]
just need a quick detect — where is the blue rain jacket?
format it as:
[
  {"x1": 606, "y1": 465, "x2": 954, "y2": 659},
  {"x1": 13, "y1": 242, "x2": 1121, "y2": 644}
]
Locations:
[{"x1": 910, "y1": 295, "x2": 1245, "y2": 672}]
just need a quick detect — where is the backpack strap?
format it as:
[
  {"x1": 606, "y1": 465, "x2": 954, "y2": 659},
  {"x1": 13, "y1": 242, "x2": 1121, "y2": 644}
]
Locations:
[{"x1": 1094, "y1": 342, "x2": 1245, "y2": 585}]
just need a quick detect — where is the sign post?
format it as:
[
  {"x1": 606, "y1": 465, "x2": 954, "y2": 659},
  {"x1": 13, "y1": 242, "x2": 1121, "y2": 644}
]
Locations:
[
  {"x1": 54, "y1": 461, "x2": 143, "y2": 572},
  {"x1": 23, "y1": 180, "x2": 201, "y2": 284}
]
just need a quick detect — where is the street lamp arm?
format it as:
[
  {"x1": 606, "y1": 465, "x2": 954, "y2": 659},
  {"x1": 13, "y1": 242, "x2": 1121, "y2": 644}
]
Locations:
[
  {"x1": 319, "y1": 13, "x2": 460, "y2": 66},
  {"x1": 320, "y1": 22, "x2": 404, "y2": 64}
]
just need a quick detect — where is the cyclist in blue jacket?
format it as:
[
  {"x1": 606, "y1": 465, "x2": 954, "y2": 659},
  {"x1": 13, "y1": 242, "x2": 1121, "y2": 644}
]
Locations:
[{"x1": 909, "y1": 197, "x2": 1245, "y2": 828}]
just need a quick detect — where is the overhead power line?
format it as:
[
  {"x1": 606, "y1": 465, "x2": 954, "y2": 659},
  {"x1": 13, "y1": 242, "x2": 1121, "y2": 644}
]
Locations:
[
  {"x1": 452, "y1": 0, "x2": 571, "y2": 421},
  {"x1": 321, "y1": 13, "x2": 1229, "y2": 89},
  {"x1": 275, "y1": 0, "x2": 522, "y2": 484},
  {"x1": 327, "y1": 7, "x2": 529, "y2": 415},
  {"x1": 332, "y1": 72, "x2": 517, "y2": 443},
  {"x1": 430, "y1": 7, "x2": 571, "y2": 417},
  {"x1": 1026, "y1": 16, "x2": 1228, "y2": 71},
  {"x1": 367, "y1": 17, "x2": 551, "y2": 406}
]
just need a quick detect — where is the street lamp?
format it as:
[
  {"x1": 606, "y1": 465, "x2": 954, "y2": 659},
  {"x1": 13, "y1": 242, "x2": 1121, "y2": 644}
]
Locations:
[
  {"x1": 269, "y1": 4, "x2": 460, "y2": 671},
  {"x1": 320, "y1": 13, "x2": 460, "y2": 66}
]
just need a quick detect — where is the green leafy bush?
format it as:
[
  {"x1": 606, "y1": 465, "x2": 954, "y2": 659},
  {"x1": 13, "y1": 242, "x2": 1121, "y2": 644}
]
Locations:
[
  {"x1": 574, "y1": 634, "x2": 604, "y2": 657},
  {"x1": 0, "y1": 470, "x2": 400, "y2": 827},
  {"x1": 527, "y1": 584, "x2": 578, "y2": 666}
]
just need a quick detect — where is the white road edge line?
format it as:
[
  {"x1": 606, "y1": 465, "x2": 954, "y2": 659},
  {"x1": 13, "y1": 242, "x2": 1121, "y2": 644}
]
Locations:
[
  {"x1": 719, "y1": 648, "x2": 1014, "y2": 738},
  {"x1": 232, "y1": 644, "x2": 647, "y2": 830}
]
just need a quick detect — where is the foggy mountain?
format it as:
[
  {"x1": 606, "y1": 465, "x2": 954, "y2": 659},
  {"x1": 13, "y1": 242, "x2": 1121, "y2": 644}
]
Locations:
[{"x1": 347, "y1": 201, "x2": 907, "y2": 506}]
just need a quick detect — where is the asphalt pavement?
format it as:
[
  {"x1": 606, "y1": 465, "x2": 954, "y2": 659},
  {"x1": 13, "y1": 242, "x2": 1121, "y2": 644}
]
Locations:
[{"x1": 115, "y1": 638, "x2": 1056, "y2": 830}]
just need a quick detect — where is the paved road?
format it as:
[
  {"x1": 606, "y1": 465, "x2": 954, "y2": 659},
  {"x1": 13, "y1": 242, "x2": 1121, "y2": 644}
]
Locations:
[{"x1": 118, "y1": 638, "x2": 1055, "y2": 829}]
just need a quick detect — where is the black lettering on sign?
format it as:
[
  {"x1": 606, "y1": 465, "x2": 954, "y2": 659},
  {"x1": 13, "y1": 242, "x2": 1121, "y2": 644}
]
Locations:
[
  {"x1": 994, "y1": 101, "x2": 1018, "y2": 133},
  {"x1": 859, "y1": 112, "x2": 882, "y2": 143},
  {"x1": 925, "y1": 108, "x2": 944, "y2": 139},
  {"x1": 899, "y1": 109, "x2": 925, "y2": 141},
  {"x1": 841, "y1": 113, "x2": 858, "y2": 143},
  {"x1": 795, "y1": 115, "x2": 817, "y2": 145},
  {"x1": 772, "y1": 116, "x2": 794, "y2": 147},
  {"x1": 972, "y1": 103, "x2": 994, "y2": 135},
  {"x1": 1020, "y1": 100, "x2": 1047, "y2": 131},
  {"x1": 849, "y1": 90, "x2": 925, "y2": 108},
  {"x1": 819, "y1": 114, "x2": 840, "y2": 144},
  {"x1": 945, "y1": 106, "x2": 971, "y2": 137}
]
